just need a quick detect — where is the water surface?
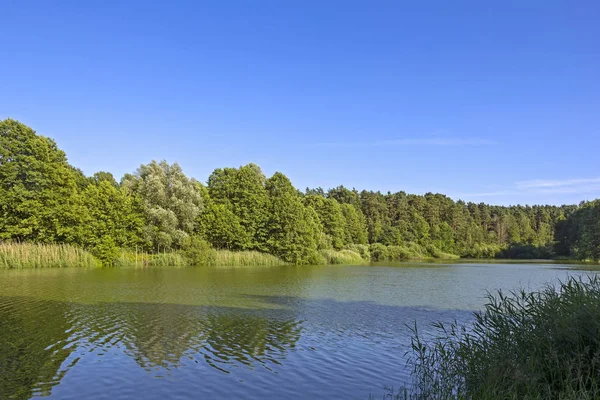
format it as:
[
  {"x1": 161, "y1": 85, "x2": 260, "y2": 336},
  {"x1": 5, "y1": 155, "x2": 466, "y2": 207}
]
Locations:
[{"x1": 0, "y1": 262, "x2": 594, "y2": 399}]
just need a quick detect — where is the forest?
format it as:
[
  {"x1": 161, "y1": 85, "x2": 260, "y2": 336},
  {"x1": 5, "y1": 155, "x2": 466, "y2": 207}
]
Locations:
[{"x1": 1, "y1": 118, "x2": 599, "y2": 266}]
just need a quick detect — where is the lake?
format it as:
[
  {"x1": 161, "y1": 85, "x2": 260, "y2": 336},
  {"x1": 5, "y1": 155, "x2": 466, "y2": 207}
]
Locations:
[{"x1": 0, "y1": 262, "x2": 595, "y2": 399}]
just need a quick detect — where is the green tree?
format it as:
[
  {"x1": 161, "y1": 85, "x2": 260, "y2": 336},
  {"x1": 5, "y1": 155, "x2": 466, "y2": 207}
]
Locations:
[
  {"x1": 207, "y1": 164, "x2": 269, "y2": 250},
  {"x1": 340, "y1": 203, "x2": 368, "y2": 244},
  {"x1": 90, "y1": 171, "x2": 118, "y2": 187},
  {"x1": 78, "y1": 180, "x2": 144, "y2": 260},
  {"x1": 265, "y1": 173, "x2": 321, "y2": 264},
  {"x1": 197, "y1": 201, "x2": 249, "y2": 249},
  {"x1": 360, "y1": 190, "x2": 389, "y2": 243},
  {"x1": 0, "y1": 119, "x2": 84, "y2": 243},
  {"x1": 327, "y1": 185, "x2": 361, "y2": 209},
  {"x1": 121, "y1": 160, "x2": 203, "y2": 250},
  {"x1": 304, "y1": 195, "x2": 347, "y2": 250}
]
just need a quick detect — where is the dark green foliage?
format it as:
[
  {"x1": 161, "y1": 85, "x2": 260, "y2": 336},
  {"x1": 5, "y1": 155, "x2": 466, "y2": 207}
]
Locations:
[
  {"x1": 197, "y1": 201, "x2": 249, "y2": 250},
  {"x1": 265, "y1": 173, "x2": 321, "y2": 264},
  {"x1": 557, "y1": 200, "x2": 600, "y2": 261},
  {"x1": 340, "y1": 203, "x2": 369, "y2": 245},
  {"x1": 1, "y1": 119, "x2": 599, "y2": 267},
  {"x1": 304, "y1": 194, "x2": 347, "y2": 250},
  {"x1": 207, "y1": 164, "x2": 269, "y2": 251},
  {"x1": 401, "y1": 276, "x2": 600, "y2": 399},
  {"x1": 498, "y1": 243, "x2": 553, "y2": 259}
]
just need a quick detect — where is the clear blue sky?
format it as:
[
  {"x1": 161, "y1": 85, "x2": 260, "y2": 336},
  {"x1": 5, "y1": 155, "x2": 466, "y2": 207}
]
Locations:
[{"x1": 2, "y1": 1, "x2": 599, "y2": 206}]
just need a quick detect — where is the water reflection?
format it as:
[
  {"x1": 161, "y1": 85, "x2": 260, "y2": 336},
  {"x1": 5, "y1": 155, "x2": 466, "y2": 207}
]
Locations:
[
  {"x1": 0, "y1": 296, "x2": 302, "y2": 398},
  {"x1": 1, "y1": 264, "x2": 593, "y2": 400},
  {"x1": 0, "y1": 297, "x2": 74, "y2": 399}
]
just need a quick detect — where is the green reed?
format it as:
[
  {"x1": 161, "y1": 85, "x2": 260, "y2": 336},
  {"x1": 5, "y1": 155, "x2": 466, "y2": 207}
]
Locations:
[
  {"x1": 391, "y1": 276, "x2": 600, "y2": 400},
  {"x1": 0, "y1": 242, "x2": 99, "y2": 269},
  {"x1": 213, "y1": 250, "x2": 285, "y2": 267},
  {"x1": 320, "y1": 249, "x2": 366, "y2": 265},
  {"x1": 115, "y1": 249, "x2": 284, "y2": 267}
]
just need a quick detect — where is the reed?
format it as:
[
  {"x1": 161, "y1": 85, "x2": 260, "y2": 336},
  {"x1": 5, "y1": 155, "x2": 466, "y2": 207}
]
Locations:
[
  {"x1": 320, "y1": 249, "x2": 366, "y2": 265},
  {"x1": 394, "y1": 276, "x2": 600, "y2": 399},
  {"x1": 0, "y1": 242, "x2": 99, "y2": 269},
  {"x1": 115, "y1": 249, "x2": 284, "y2": 267},
  {"x1": 214, "y1": 250, "x2": 285, "y2": 267}
]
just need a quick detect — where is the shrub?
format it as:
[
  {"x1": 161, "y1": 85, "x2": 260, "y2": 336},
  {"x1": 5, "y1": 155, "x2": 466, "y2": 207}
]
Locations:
[
  {"x1": 183, "y1": 236, "x2": 217, "y2": 266},
  {"x1": 406, "y1": 242, "x2": 428, "y2": 258},
  {"x1": 387, "y1": 245, "x2": 411, "y2": 260},
  {"x1": 320, "y1": 249, "x2": 365, "y2": 265},
  {"x1": 370, "y1": 243, "x2": 389, "y2": 261},
  {"x1": 461, "y1": 243, "x2": 502, "y2": 259},
  {"x1": 91, "y1": 236, "x2": 120, "y2": 266},
  {"x1": 344, "y1": 244, "x2": 371, "y2": 261}
]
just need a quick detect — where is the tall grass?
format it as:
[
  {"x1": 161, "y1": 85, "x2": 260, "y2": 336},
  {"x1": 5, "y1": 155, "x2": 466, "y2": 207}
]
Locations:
[
  {"x1": 394, "y1": 276, "x2": 600, "y2": 399},
  {"x1": 0, "y1": 242, "x2": 99, "y2": 269},
  {"x1": 115, "y1": 249, "x2": 284, "y2": 267},
  {"x1": 148, "y1": 252, "x2": 188, "y2": 267},
  {"x1": 370, "y1": 242, "x2": 459, "y2": 262},
  {"x1": 115, "y1": 250, "x2": 188, "y2": 267},
  {"x1": 214, "y1": 250, "x2": 285, "y2": 267},
  {"x1": 320, "y1": 249, "x2": 366, "y2": 265}
]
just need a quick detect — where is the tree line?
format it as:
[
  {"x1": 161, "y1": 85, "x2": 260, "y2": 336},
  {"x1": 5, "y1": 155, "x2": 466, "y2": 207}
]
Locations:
[{"x1": 1, "y1": 119, "x2": 598, "y2": 265}]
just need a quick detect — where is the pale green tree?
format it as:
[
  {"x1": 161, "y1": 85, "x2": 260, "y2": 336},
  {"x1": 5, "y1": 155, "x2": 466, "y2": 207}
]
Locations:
[{"x1": 122, "y1": 160, "x2": 203, "y2": 250}]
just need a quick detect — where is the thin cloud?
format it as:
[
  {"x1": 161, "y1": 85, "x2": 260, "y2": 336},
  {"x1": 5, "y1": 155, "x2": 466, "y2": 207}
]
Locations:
[
  {"x1": 313, "y1": 137, "x2": 498, "y2": 148},
  {"x1": 517, "y1": 177, "x2": 600, "y2": 189},
  {"x1": 381, "y1": 138, "x2": 497, "y2": 146},
  {"x1": 459, "y1": 177, "x2": 600, "y2": 198},
  {"x1": 459, "y1": 191, "x2": 515, "y2": 197}
]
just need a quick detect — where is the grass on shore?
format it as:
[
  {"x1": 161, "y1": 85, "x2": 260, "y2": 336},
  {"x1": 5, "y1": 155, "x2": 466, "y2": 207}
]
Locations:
[
  {"x1": 320, "y1": 249, "x2": 367, "y2": 265},
  {"x1": 0, "y1": 242, "x2": 99, "y2": 269},
  {"x1": 390, "y1": 276, "x2": 600, "y2": 399},
  {"x1": 214, "y1": 250, "x2": 284, "y2": 267},
  {"x1": 115, "y1": 249, "x2": 285, "y2": 268}
]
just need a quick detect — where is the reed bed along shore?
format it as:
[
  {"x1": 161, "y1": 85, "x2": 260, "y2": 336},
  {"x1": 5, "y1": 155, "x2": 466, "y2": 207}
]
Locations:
[
  {"x1": 0, "y1": 242, "x2": 99, "y2": 269},
  {"x1": 115, "y1": 249, "x2": 285, "y2": 268},
  {"x1": 1, "y1": 242, "x2": 463, "y2": 270}
]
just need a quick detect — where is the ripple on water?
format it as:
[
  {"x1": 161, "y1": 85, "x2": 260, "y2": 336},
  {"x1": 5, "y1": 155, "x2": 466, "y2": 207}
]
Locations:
[{"x1": 0, "y1": 263, "x2": 595, "y2": 399}]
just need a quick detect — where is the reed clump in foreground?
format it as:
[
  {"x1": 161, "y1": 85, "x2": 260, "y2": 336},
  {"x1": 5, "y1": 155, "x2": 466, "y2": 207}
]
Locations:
[
  {"x1": 389, "y1": 276, "x2": 600, "y2": 400},
  {"x1": 0, "y1": 242, "x2": 99, "y2": 269}
]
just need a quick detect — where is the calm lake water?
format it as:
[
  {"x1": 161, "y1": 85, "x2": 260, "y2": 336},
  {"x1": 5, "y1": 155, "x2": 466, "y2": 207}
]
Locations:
[{"x1": 0, "y1": 262, "x2": 595, "y2": 399}]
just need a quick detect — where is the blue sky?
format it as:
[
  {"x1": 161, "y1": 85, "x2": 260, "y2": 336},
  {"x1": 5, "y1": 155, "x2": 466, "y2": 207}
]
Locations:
[{"x1": 1, "y1": 1, "x2": 599, "y2": 206}]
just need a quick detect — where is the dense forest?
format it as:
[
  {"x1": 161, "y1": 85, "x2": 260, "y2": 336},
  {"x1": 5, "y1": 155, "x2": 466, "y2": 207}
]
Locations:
[{"x1": 1, "y1": 119, "x2": 599, "y2": 266}]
